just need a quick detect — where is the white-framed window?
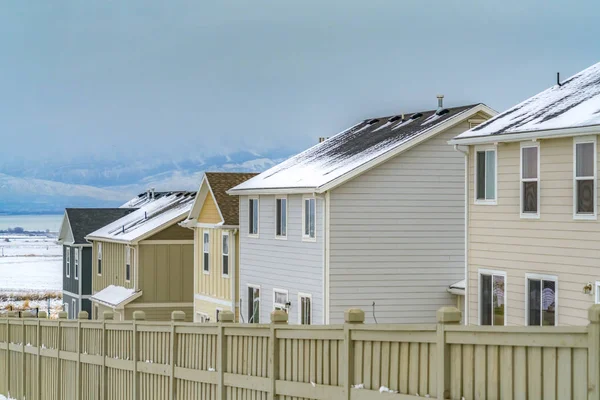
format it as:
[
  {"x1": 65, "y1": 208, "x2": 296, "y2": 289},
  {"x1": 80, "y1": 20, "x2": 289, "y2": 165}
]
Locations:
[
  {"x1": 74, "y1": 248, "x2": 79, "y2": 280},
  {"x1": 247, "y1": 285, "x2": 260, "y2": 323},
  {"x1": 65, "y1": 246, "x2": 71, "y2": 278},
  {"x1": 72, "y1": 299, "x2": 77, "y2": 319},
  {"x1": 474, "y1": 146, "x2": 497, "y2": 204},
  {"x1": 273, "y1": 289, "x2": 289, "y2": 312},
  {"x1": 574, "y1": 136, "x2": 597, "y2": 219},
  {"x1": 125, "y1": 247, "x2": 132, "y2": 282},
  {"x1": 520, "y1": 142, "x2": 540, "y2": 218},
  {"x1": 468, "y1": 118, "x2": 486, "y2": 129},
  {"x1": 196, "y1": 312, "x2": 210, "y2": 323},
  {"x1": 298, "y1": 293, "x2": 312, "y2": 325},
  {"x1": 97, "y1": 243, "x2": 102, "y2": 276},
  {"x1": 526, "y1": 273, "x2": 557, "y2": 326},
  {"x1": 203, "y1": 231, "x2": 210, "y2": 274},
  {"x1": 302, "y1": 197, "x2": 316, "y2": 240},
  {"x1": 478, "y1": 269, "x2": 506, "y2": 326},
  {"x1": 596, "y1": 281, "x2": 600, "y2": 304},
  {"x1": 222, "y1": 232, "x2": 230, "y2": 277},
  {"x1": 275, "y1": 197, "x2": 287, "y2": 238},
  {"x1": 248, "y1": 197, "x2": 259, "y2": 236}
]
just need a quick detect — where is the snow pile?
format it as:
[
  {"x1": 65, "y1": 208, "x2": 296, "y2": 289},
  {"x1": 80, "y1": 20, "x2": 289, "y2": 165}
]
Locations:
[
  {"x1": 456, "y1": 62, "x2": 600, "y2": 139},
  {"x1": 91, "y1": 285, "x2": 138, "y2": 308},
  {"x1": 0, "y1": 394, "x2": 16, "y2": 400}
]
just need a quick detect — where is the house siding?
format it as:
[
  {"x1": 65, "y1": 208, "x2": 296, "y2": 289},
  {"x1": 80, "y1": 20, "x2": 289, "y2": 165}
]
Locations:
[
  {"x1": 239, "y1": 194, "x2": 324, "y2": 324},
  {"x1": 82, "y1": 247, "x2": 93, "y2": 295},
  {"x1": 62, "y1": 245, "x2": 79, "y2": 295},
  {"x1": 198, "y1": 193, "x2": 222, "y2": 224},
  {"x1": 329, "y1": 122, "x2": 475, "y2": 324},
  {"x1": 467, "y1": 136, "x2": 600, "y2": 326},
  {"x1": 92, "y1": 241, "x2": 134, "y2": 293}
]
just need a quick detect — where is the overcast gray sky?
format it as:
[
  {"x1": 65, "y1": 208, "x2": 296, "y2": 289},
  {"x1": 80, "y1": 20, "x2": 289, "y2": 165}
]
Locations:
[{"x1": 1, "y1": 0, "x2": 598, "y2": 169}]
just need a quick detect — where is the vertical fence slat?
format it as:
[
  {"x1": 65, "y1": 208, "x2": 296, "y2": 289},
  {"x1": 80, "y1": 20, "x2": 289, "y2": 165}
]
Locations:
[
  {"x1": 588, "y1": 306, "x2": 600, "y2": 400},
  {"x1": 436, "y1": 307, "x2": 461, "y2": 399}
]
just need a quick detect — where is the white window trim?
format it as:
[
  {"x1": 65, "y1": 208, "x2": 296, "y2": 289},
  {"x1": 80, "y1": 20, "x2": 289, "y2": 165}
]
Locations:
[
  {"x1": 273, "y1": 288, "x2": 289, "y2": 311},
  {"x1": 97, "y1": 243, "x2": 102, "y2": 276},
  {"x1": 525, "y1": 273, "x2": 558, "y2": 327},
  {"x1": 216, "y1": 307, "x2": 223, "y2": 322},
  {"x1": 248, "y1": 197, "x2": 260, "y2": 238},
  {"x1": 274, "y1": 196, "x2": 288, "y2": 240},
  {"x1": 72, "y1": 299, "x2": 77, "y2": 319},
  {"x1": 474, "y1": 145, "x2": 498, "y2": 205},
  {"x1": 64, "y1": 302, "x2": 69, "y2": 317},
  {"x1": 74, "y1": 248, "x2": 79, "y2": 280},
  {"x1": 477, "y1": 269, "x2": 507, "y2": 326},
  {"x1": 573, "y1": 136, "x2": 597, "y2": 220},
  {"x1": 247, "y1": 284, "x2": 261, "y2": 323},
  {"x1": 196, "y1": 311, "x2": 210, "y2": 323},
  {"x1": 596, "y1": 281, "x2": 600, "y2": 304},
  {"x1": 125, "y1": 247, "x2": 132, "y2": 283},
  {"x1": 302, "y1": 196, "x2": 317, "y2": 242},
  {"x1": 203, "y1": 231, "x2": 210, "y2": 275},
  {"x1": 298, "y1": 292, "x2": 312, "y2": 324},
  {"x1": 66, "y1": 247, "x2": 71, "y2": 278},
  {"x1": 222, "y1": 231, "x2": 230, "y2": 278},
  {"x1": 520, "y1": 141, "x2": 541, "y2": 219}
]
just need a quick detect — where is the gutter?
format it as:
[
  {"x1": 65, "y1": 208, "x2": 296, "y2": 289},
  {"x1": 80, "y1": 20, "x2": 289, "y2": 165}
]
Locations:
[{"x1": 454, "y1": 144, "x2": 469, "y2": 325}]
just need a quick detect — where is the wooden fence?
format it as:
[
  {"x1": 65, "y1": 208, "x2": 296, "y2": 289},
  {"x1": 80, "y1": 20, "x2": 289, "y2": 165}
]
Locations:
[{"x1": 1, "y1": 305, "x2": 599, "y2": 400}]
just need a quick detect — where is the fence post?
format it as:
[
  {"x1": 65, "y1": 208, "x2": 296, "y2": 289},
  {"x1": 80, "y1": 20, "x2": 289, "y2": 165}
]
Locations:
[
  {"x1": 170, "y1": 311, "x2": 185, "y2": 400},
  {"x1": 102, "y1": 311, "x2": 113, "y2": 400},
  {"x1": 37, "y1": 311, "x2": 46, "y2": 400},
  {"x1": 269, "y1": 310, "x2": 288, "y2": 400},
  {"x1": 588, "y1": 305, "x2": 600, "y2": 399},
  {"x1": 57, "y1": 311, "x2": 67, "y2": 400},
  {"x1": 6, "y1": 313, "x2": 11, "y2": 398},
  {"x1": 21, "y1": 314, "x2": 26, "y2": 400},
  {"x1": 133, "y1": 310, "x2": 146, "y2": 400},
  {"x1": 77, "y1": 311, "x2": 87, "y2": 400},
  {"x1": 344, "y1": 309, "x2": 364, "y2": 399},
  {"x1": 217, "y1": 311, "x2": 234, "y2": 400},
  {"x1": 436, "y1": 306, "x2": 461, "y2": 400}
]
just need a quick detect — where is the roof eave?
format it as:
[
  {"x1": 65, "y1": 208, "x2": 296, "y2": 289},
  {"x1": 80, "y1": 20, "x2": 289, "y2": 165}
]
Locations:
[
  {"x1": 227, "y1": 187, "x2": 318, "y2": 196},
  {"x1": 448, "y1": 124, "x2": 600, "y2": 145},
  {"x1": 91, "y1": 290, "x2": 143, "y2": 310}
]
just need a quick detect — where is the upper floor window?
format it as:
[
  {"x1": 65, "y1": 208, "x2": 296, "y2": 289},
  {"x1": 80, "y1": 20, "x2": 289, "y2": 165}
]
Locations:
[
  {"x1": 574, "y1": 138, "x2": 596, "y2": 219},
  {"x1": 125, "y1": 247, "x2": 131, "y2": 282},
  {"x1": 475, "y1": 148, "x2": 496, "y2": 203},
  {"x1": 275, "y1": 197, "x2": 287, "y2": 238},
  {"x1": 299, "y1": 293, "x2": 312, "y2": 325},
  {"x1": 249, "y1": 198, "x2": 259, "y2": 236},
  {"x1": 97, "y1": 243, "x2": 102, "y2": 276},
  {"x1": 203, "y1": 231, "x2": 210, "y2": 274},
  {"x1": 526, "y1": 274, "x2": 557, "y2": 326},
  {"x1": 74, "y1": 248, "x2": 79, "y2": 280},
  {"x1": 303, "y1": 197, "x2": 316, "y2": 240},
  {"x1": 65, "y1": 247, "x2": 71, "y2": 278},
  {"x1": 479, "y1": 270, "x2": 506, "y2": 326},
  {"x1": 521, "y1": 143, "x2": 540, "y2": 218},
  {"x1": 222, "y1": 232, "x2": 229, "y2": 277}
]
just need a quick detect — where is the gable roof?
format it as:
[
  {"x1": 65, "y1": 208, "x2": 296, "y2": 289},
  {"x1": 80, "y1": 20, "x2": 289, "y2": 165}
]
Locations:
[
  {"x1": 229, "y1": 103, "x2": 495, "y2": 194},
  {"x1": 58, "y1": 208, "x2": 137, "y2": 245},
  {"x1": 451, "y1": 62, "x2": 600, "y2": 144},
  {"x1": 86, "y1": 191, "x2": 196, "y2": 244},
  {"x1": 184, "y1": 172, "x2": 258, "y2": 227}
]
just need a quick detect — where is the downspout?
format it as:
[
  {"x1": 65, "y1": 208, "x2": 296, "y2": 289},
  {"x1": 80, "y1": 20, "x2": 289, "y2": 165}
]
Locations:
[
  {"x1": 231, "y1": 229, "x2": 238, "y2": 319},
  {"x1": 454, "y1": 144, "x2": 469, "y2": 325},
  {"x1": 315, "y1": 191, "x2": 328, "y2": 325}
]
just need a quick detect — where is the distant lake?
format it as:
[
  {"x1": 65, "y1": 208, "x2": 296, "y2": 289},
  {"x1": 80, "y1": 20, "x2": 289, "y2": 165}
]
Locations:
[{"x1": 0, "y1": 215, "x2": 63, "y2": 232}]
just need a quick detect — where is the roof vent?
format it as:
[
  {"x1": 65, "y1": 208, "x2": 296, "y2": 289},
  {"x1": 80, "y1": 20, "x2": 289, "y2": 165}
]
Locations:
[
  {"x1": 437, "y1": 94, "x2": 444, "y2": 110},
  {"x1": 435, "y1": 108, "x2": 449, "y2": 116},
  {"x1": 367, "y1": 118, "x2": 379, "y2": 125},
  {"x1": 388, "y1": 115, "x2": 402, "y2": 123},
  {"x1": 318, "y1": 137, "x2": 328, "y2": 143},
  {"x1": 410, "y1": 113, "x2": 423, "y2": 120}
]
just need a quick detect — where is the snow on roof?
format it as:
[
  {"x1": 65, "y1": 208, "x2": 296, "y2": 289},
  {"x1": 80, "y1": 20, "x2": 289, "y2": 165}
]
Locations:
[
  {"x1": 230, "y1": 104, "x2": 480, "y2": 192},
  {"x1": 91, "y1": 285, "x2": 140, "y2": 308},
  {"x1": 455, "y1": 62, "x2": 600, "y2": 140},
  {"x1": 447, "y1": 279, "x2": 465, "y2": 295},
  {"x1": 87, "y1": 191, "x2": 196, "y2": 243}
]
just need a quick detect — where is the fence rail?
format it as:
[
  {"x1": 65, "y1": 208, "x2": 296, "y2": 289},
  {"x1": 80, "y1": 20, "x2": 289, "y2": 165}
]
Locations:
[{"x1": 1, "y1": 306, "x2": 599, "y2": 400}]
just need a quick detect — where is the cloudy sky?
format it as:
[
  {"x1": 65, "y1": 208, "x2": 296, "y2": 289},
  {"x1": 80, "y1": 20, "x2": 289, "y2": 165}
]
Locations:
[{"x1": 0, "y1": 0, "x2": 598, "y2": 174}]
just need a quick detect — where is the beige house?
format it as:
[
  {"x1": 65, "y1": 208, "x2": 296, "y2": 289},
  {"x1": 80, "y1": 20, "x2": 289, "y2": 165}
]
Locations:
[
  {"x1": 85, "y1": 190, "x2": 196, "y2": 321},
  {"x1": 181, "y1": 172, "x2": 257, "y2": 322},
  {"x1": 449, "y1": 61, "x2": 600, "y2": 326}
]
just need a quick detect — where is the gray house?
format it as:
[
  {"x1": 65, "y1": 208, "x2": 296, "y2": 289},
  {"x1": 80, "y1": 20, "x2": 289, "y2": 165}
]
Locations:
[
  {"x1": 229, "y1": 100, "x2": 496, "y2": 324},
  {"x1": 57, "y1": 208, "x2": 135, "y2": 319}
]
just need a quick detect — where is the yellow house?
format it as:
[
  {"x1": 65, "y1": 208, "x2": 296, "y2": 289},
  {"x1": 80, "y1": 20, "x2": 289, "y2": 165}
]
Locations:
[
  {"x1": 181, "y1": 172, "x2": 257, "y2": 322},
  {"x1": 449, "y1": 61, "x2": 600, "y2": 326},
  {"x1": 85, "y1": 191, "x2": 196, "y2": 321}
]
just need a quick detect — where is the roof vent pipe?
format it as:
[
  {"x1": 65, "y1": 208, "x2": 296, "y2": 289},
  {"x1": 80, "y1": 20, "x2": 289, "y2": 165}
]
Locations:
[
  {"x1": 557, "y1": 72, "x2": 562, "y2": 87},
  {"x1": 437, "y1": 94, "x2": 444, "y2": 110},
  {"x1": 150, "y1": 187, "x2": 155, "y2": 200}
]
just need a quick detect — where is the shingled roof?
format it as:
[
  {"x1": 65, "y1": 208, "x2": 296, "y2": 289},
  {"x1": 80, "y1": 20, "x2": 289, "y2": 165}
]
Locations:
[
  {"x1": 62, "y1": 208, "x2": 136, "y2": 245},
  {"x1": 205, "y1": 172, "x2": 258, "y2": 225}
]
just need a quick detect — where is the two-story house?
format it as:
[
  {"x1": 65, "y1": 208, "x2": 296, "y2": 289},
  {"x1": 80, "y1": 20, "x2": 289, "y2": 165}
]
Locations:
[
  {"x1": 57, "y1": 208, "x2": 135, "y2": 319},
  {"x1": 181, "y1": 172, "x2": 258, "y2": 322},
  {"x1": 85, "y1": 191, "x2": 196, "y2": 321},
  {"x1": 449, "y1": 61, "x2": 600, "y2": 326},
  {"x1": 229, "y1": 99, "x2": 495, "y2": 324}
]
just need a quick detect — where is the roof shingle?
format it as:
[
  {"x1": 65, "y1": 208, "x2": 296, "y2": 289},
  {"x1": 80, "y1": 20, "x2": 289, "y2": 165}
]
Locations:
[{"x1": 205, "y1": 172, "x2": 258, "y2": 225}]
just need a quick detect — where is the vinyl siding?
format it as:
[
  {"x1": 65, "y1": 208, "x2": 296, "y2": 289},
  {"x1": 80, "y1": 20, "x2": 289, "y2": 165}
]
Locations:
[
  {"x1": 193, "y1": 298, "x2": 234, "y2": 322},
  {"x1": 63, "y1": 245, "x2": 79, "y2": 294},
  {"x1": 82, "y1": 247, "x2": 92, "y2": 295},
  {"x1": 329, "y1": 121, "x2": 475, "y2": 324},
  {"x1": 239, "y1": 194, "x2": 324, "y2": 324},
  {"x1": 144, "y1": 222, "x2": 194, "y2": 240},
  {"x1": 92, "y1": 241, "x2": 134, "y2": 292},
  {"x1": 198, "y1": 193, "x2": 222, "y2": 224},
  {"x1": 467, "y1": 136, "x2": 600, "y2": 326}
]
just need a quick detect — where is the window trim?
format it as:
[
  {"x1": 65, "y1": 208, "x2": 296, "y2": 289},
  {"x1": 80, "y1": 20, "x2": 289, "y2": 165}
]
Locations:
[
  {"x1": 474, "y1": 145, "x2": 498, "y2": 205},
  {"x1": 65, "y1": 246, "x2": 71, "y2": 278},
  {"x1": 520, "y1": 141, "x2": 541, "y2": 219},
  {"x1": 74, "y1": 248, "x2": 80, "y2": 280},
  {"x1": 274, "y1": 196, "x2": 288, "y2": 240},
  {"x1": 247, "y1": 284, "x2": 261, "y2": 323},
  {"x1": 273, "y1": 288, "x2": 289, "y2": 312},
  {"x1": 72, "y1": 299, "x2": 77, "y2": 319},
  {"x1": 222, "y1": 231, "x2": 230, "y2": 278},
  {"x1": 298, "y1": 292, "x2": 312, "y2": 325},
  {"x1": 573, "y1": 136, "x2": 597, "y2": 220},
  {"x1": 64, "y1": 302, "x2": 69, "y2": 318},
  {"x1": 302, "y1": 196, "x2": 317, "y2": 242},
  {"x1": 97, "y1": 243, "x2": 102, "y2": 276},
  {"x1": 525, "y1": 273, "x2": 558, "y2": 327},
  {"x1": 216, "y1": 307, "x2": 223, "y2": 322},
  {"x1": 203, "y1": 230, "x2": 210, "y2": 275},
  {"x1": 596, "y1": 281, "x2": 600, "y2": 304},
  {"x1": 125, "y1": 247, "x2": 132, "y2": 283},
  {"x1": 477, "y1": 269, "x2": 507, "y2": 326},
  {"x1": 196, "y1": 311, "x2": 210, "y2": 323},
  {"x1": 248, "y1": 197, "x2": 260, "y2": 238}
]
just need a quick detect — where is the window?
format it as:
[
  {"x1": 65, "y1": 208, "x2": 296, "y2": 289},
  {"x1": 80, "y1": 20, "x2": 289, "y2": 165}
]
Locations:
[
  {"x1": 521, "y1": 143, "x2": 540, "y2": 217},
  {"x1": 475, "y1": 148, "x2": 497, "y2": 203},
  {"x1": 65, "y1": 247, "x2": 71, "y2": 278},
  {"x1": 203, "y1": 231, "x2": 210, "y2": 273},
  {"x1": 74, "y1": 248, "x2": 79, "y2": 280},
  {"x1": 303, "y1": 197, "x2": 316, "y2": 240},
  {"x1": 249, "y1": 198, "x2": 259, "y2": 236},
  {"x1": 248, "y1": 285, "x2": 260, "y2": 323},
  {"x1": 196, "y1": 312, "x2": 210, "y2": 323},
  {"x1": 64, "y1": 302, "x2": 69, "y2": 318},
  {"x1": 527, "y1": 274, "x2": 557, "y2": 326},
  {"x1": 273, "y1": 289, "x2": 289, "y2": 312},
  {"x1": 299, "y1": 293, "x2": 312, "y2": 325},
  {"x1": 97, "y1": 243, "x2": 102, "y2": 275},
  {"x1": 574, "y1": 138, "x2": 596, "y2": 218},
  {"x1": 596, "y1": 281, "x2": 600, "y2": 304},
  {"x1": 222, "y1": 232, "x2": 229, "y2": 277},
  {"x1": 72, "y1": 299, "x2": 77, "y2": 319},
  {"x1": 125, "y1": 247, "x2": 131, "y2": 282},
  {"x1": 479, "y1": 270, "x2": 506, "y2": 326},
  {"x1": 275, "y1": 197, "x2": 287, "y2": 238}
]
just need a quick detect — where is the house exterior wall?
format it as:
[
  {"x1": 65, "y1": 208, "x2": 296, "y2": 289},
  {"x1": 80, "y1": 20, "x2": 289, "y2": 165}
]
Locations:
[
  {"x1": 466, "y1": 136, "x2": 600, "y2": 326},
  {"x1": 63, "y1": 245, "x2": 80, "y2": 295},
  {"x1": 124, "y1": 304, "x2": 194, "y2": 322},
  {"x1": 198, "y1": 194, "x2": 222, "y2": 224},
  {"x1": 82, "y1": 247, "x2": 93, "y2": 295},
  {"x1": 92, "y1": 241, "x2": 134, "y2": 292},
  {"x1": 62, "y1": 292, "x2": 78, "y2": 319},
  {"x1": 329, "y1": 122, "x2": 474, "y2": 324},
  {"x1": 145, "y1": 223, "x2": 194, "y2": 241},
  {"x1": 239, "y1": 194, "x2": 324, "y2": 324}
]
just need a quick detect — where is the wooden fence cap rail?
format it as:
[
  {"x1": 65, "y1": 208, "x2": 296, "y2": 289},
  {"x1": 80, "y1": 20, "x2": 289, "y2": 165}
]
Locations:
[
  {"x1": 171, "y1": 311, "x2": 186, "y2": 321},
  {"x1": 217, "y1": 311, "x2": 234, "y2": 323},
  {"x1": 78, "y1": 311, "x2": 89, "y2": 320},
  {"x1": 58, "y1": 311, "x2": 68, "y2": 319},
  {"x1": 345, "y1": 309, "x2": 365, "y2": 324},
  {"x1": 102, "y1": 312, "x2": 114, "y2": 320},
  {"x1": 38, "y1": 311, "x2": 48, "y2": 319},
  {"x1": 271, "y1": 310, "x2": 288, "y2": 324},
  {"x1": 589, "y1": 304, "x2": 600, "y2": 323},
  {"x1": 133, "y1": 311, "x2": 146, "y2": 321},
  {"x1": 436, "y1": 306, "x2": 462, "y2": 324}
]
